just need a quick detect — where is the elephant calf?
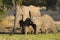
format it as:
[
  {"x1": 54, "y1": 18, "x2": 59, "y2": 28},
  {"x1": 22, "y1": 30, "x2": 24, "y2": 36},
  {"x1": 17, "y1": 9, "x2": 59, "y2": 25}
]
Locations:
[{"x1": 41, "y1": 14, "x2": 57, "y2": 33}]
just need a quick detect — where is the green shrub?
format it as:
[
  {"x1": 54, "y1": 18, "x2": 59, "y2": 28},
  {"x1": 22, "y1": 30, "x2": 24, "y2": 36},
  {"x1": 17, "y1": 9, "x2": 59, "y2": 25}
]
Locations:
[
  {"x1": 57, "y1": 0, "x2": 60, "y2": 8},
  {"x1": 0, "y1": 7, "x2": 5, "y2": 22}
]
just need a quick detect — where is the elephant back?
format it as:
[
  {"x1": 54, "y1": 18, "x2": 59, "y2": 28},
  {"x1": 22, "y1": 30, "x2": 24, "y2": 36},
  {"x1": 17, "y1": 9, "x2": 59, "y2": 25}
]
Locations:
[{"x1": 29, "y1": 5, "x2": 41, "y2": 18}]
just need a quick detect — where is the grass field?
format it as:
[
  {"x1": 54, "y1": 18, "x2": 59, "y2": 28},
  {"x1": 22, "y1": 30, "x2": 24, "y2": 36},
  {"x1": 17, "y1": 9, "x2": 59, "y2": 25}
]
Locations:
[{"x1": 0, "y1": 33, "x2": 60, "y2": 40}]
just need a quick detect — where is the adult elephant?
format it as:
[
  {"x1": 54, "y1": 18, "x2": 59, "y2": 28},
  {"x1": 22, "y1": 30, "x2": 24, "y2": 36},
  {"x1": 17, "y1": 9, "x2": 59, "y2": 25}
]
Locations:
[
  {"x1": 10, "y1": 5, "x2": 41, "y2": 35},
  {"x1": 10, "y1": 5, "x2": 31, "y2": 35}
]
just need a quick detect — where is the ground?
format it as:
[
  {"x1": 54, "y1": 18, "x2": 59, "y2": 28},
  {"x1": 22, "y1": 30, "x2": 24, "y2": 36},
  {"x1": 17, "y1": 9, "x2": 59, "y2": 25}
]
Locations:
[{"x1": 0, "y1": 33, "x2": 60, "y2": 40}]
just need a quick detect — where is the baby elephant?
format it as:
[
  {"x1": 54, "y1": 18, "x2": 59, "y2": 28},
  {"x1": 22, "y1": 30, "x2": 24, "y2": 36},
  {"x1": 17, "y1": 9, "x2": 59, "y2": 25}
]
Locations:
[{"x1": 41, "y1": 14, "x2": 57, "y2": 34}]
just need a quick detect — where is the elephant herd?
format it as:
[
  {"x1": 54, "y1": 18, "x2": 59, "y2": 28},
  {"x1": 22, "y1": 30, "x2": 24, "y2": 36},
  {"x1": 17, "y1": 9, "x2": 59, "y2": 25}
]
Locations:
[{"x1": 10, "y1": 5, "x2": 57, "y2": 35}]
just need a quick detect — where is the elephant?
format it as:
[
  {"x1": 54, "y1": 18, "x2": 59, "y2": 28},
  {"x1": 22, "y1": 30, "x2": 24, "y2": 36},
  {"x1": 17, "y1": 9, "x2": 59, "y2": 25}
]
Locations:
[
  {"x1": 41, "y1": 14, "x2": 57, "y2": 33},
  {"x1": 10, "y1": 5, "x2": 42, "y2": 35},
  {"x1": 10, "y1": 5, "x2": 31, "y2": 35},
  {"x1": 17, "y1": 5, "x2": 42, "y2": 34},
  {"x1": 31, "y1": 17, "x2": 42, "y2": 34}
]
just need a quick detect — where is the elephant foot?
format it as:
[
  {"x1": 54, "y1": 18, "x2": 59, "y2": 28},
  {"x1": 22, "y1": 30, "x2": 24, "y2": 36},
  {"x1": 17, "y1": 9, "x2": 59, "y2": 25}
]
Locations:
[
  {"x1": 35, "y1": 30, "x2": 39, "y2": 34},
  {"x1": 25, "y1": 27, "x2": 28, "y2": 34},
  {"x1": 53, "y1": 30, "x2": 57, "y2": 34},
  {"x1": 10, "y1": 28, "x2": 16, "y2": 35}
]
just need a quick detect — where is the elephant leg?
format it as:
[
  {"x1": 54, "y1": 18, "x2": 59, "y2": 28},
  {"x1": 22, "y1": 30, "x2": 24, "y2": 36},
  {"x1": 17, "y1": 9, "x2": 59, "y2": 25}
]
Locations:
[
  {"x1": 41, "y1": 28, "x2": 46, "y2": 33},
  {"x1": 35, "y1": 25, "x2": 38, "y2": 34},
  {"x1": 45, "y1": 29, "x2": 49, "y2": 34},
  {"x1": 10, "y1": 18, "x2": 19, "y2": 35},
  {"x1": 25, "y1": 26, "x2": 28, "y2": 34},
  {"x1": 51, "y1": 27, "x2": 57, "y2": 34},
  {"x1": 36, "y1": 26, "x2": 39, "y2": 34},
  {"x1": 38, "y1": 25, "x2": 41, "y2": 34},
  {"x1": 45, "y1": 28, "x2": 51, "y2": 34},
  {"x1": 36, "y1": 25, "x2": 40, "y2": 34},
  {"x1": 20, "y1": 21, "x2": 25, "y2": 34},
  {"x1": 29, "y1": 25, "x2": 34, "y2": 34},
  {"x1": 32, "y1": 24, "x2": 36, "y2": 34},
  {"x1": 21, "y1": 26, "x2": 25, "y2": 34},
  {"x1": 31, "y1": 27, "x2": 34, "y2": 34},
  {"x1": 10, "y1": 27, "x2": 16, "y2": 35},
  {"x1": 10, "y1": 23, "x2": 19, "y2": 35}
]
